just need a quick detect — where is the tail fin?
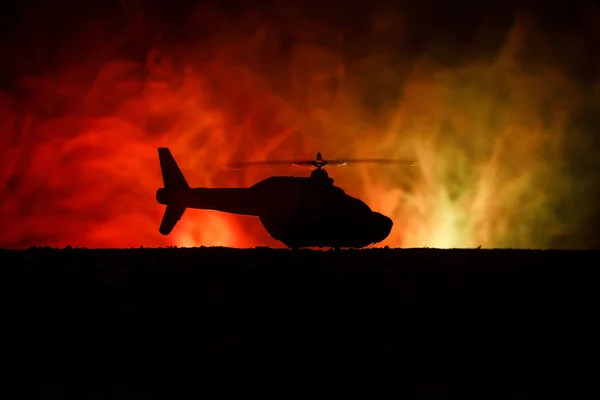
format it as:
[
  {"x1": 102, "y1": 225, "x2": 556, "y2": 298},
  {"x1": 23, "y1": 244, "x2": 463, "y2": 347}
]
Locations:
[
  {"x1": 158, "y1": 147, "x2": 189, "y2": 189},
  {"x1": 159, "y1": 204, "x2": 186, "y2": 235},
  {"x1": 157, "y1": 148, "x2": 189, "y2": 235}
]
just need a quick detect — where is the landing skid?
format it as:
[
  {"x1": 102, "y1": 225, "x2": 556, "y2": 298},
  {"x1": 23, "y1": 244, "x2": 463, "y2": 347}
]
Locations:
[{"x1": 288, "y1": 246, "x2": 341, "y2": 251}]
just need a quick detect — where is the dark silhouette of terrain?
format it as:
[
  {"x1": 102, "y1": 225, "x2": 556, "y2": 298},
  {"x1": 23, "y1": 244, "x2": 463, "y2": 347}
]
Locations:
[{"x1": 1, "y1": 247, "x2": 599, "y2": 397}]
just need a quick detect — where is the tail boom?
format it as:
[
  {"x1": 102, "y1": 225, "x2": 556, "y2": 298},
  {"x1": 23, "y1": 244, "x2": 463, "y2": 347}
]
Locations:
[
  {"x1": 186, "y1": 188, "x2": 261, "y2": 216},
  {"x1": 156, "y1": 148, "x2": 261, "y2": 236}
]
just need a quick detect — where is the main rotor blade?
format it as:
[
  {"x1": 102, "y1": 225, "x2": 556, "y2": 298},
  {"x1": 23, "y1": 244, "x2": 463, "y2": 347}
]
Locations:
[
  {"x1": 222, "y1": 160, "x2": 315, "y2": 170},
  {"x1": 222, "y1": 158, "x2": 418, "y2": 170},
  {"x1": 326, "y1": 159, "x2": 419, "y2": 167}
]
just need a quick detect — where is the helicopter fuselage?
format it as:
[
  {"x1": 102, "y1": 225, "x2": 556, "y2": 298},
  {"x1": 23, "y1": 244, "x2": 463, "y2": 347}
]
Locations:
[{"x1": 156, "y1": 148, "x2": 393, "y2": 249}]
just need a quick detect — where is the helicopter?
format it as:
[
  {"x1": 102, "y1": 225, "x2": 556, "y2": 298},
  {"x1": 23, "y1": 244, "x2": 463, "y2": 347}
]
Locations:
[{"x1": 155, "y1": 148, "x2": 417, "y2": 250}]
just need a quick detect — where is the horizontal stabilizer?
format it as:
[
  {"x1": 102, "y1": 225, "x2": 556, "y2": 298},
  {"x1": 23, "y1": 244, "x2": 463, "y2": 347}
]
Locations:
[{"x1": 159, "y1": 204, "x2": 186, "y2": 235}]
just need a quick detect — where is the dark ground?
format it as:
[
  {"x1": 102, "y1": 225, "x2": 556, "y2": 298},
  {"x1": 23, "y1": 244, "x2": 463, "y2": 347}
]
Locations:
[{"x1": 1, "y1": 247, "x2": 599, "y2": 398}]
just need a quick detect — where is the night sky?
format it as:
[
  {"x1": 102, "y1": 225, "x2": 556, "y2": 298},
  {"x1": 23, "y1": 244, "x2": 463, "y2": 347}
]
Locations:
[{"x1": 1, "y1": 0, "x2": 599, "y2": 249}]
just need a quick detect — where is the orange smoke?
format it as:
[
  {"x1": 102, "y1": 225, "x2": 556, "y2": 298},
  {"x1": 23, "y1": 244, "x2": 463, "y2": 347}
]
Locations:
[{"x1": 1, "y1": 3, "x2": 599, "y2": 249}]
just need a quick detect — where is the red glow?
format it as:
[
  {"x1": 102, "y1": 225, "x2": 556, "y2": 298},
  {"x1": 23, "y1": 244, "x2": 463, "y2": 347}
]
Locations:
[{"x1": 1, "y1": 4, "x2": 598, "y2": 249}]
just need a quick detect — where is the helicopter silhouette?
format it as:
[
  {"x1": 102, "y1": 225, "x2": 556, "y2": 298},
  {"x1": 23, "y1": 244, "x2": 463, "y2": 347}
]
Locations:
[{"x1": 155, "y1": 148, "x2": 417, "y2": 250}]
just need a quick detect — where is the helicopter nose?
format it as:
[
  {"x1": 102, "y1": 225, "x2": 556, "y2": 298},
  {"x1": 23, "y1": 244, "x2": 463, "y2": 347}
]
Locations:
[{"x1": 372, "y1": 212, "x2": 393, "y2": 242}]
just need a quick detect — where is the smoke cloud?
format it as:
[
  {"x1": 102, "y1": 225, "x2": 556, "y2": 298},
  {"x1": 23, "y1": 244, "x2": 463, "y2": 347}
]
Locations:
[{"x1": 1, "y1": 1, "x2": 599, "y2": 249}]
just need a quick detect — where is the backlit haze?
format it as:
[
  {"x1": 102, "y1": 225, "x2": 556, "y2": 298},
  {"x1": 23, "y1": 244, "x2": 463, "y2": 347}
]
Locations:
[{"x1": 1, "y1": 1, "x2": 599, "y2": 249}]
